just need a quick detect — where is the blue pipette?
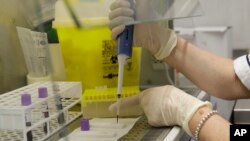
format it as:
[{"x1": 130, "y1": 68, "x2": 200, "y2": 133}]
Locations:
[{"x1": 116, "y1": 25, "x2": 134, "y2": 123}]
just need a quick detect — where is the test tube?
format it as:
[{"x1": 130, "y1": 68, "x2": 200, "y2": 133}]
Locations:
[
  {"x1": 52, "y1": 83, "x2": 69, "y2": 138},
  {"x1": 21, "y1": 93, "x2": 33, "y2": 141},
  {"x1": 38, "y1": 87, "x2": 49, "y2": 134},
  {"x1": 53, "y1": 84, "x2": 65, "y2": 125}
]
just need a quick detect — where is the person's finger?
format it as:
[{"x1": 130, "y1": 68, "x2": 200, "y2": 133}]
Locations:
[
  {"x1": 110, "y1": 0, "x2": 131, "y2": 11},
  {"x1": 109, "y1": 7, "x2": 134, "y2": 20},
  {"x1": 109, "y1": 16, "x2": 134, "y2": 29},
  {"x1": 111, "y1": 25, "x2": 125, "y2": 40},
  {"x1": 108, "y1": 94, "x2": 140, "y2": 112}
]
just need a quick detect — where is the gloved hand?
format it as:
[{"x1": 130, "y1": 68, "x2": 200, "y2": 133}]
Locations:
[
  {"x1": 109, "y1": 85, "x2": 212, "y2": 136},
  {"x1": 109, "y1": 0, "x2": 177, "y2": 60}
]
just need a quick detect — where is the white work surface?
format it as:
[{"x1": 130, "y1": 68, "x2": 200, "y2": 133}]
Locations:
[{"x1": 59, "y1": 117, "x2": 140, "y2": 141}]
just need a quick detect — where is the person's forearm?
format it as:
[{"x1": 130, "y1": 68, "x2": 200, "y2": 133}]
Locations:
[
  {"x1": 189, "y1": 106, "x2": 230, "y2": 141},
  {"x1": 164, "y1": 37, "x2": 250, "y2": 99}
]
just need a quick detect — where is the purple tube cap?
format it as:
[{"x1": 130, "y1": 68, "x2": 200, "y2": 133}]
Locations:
[
  {"x1": 38, "y1": 87, "x2": 48, "y2": 98},
  {"x1": 21, "y1": 93, "x2": 32, "y2": 106},
  {"x1": 80, "y1": 118, "x2": 90, "y2": 131}
]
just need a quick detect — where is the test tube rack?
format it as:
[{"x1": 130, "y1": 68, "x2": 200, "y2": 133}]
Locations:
[{"x1": 0, "y1": 81, "x2": 82, "y2": 141}]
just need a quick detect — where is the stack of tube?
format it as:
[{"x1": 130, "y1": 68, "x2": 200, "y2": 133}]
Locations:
[{"x1": 16, "y1": 27, "x2": 51, "y2": 84}]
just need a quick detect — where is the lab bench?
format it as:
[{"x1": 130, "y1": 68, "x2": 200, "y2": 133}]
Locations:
[{"x1": 46, "y1": 88, "x2": 210, "y2": 141}]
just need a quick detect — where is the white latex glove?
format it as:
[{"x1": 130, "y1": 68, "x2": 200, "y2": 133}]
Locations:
[
  {"x1": 109, "y1": 85, "x2": 212, "y2": 136},
  {"x1": 109, "y1": 0, "x2": 177, "y2": 60}
]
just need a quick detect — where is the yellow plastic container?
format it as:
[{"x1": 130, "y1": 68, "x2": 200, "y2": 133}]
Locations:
[
  {"x1": 55, "y1": 27, "x2": 141, "y2": 89},
  {"x1": 53, "y1": 0, "x2": 142, "y2": 118}
]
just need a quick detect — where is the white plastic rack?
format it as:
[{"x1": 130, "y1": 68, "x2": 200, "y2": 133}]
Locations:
[{"x1": 0, "y1": 81, "x2": 82, "y2": 141}]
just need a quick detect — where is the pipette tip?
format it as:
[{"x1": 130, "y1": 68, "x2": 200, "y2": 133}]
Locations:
[{"x1": 116, "y1": 94, "x2": 121, "y2": 124}]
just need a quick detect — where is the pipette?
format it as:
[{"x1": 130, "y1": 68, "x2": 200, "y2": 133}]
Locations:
[{"x1": 116, "y1": 25, "x2": 134, "y2": 123}]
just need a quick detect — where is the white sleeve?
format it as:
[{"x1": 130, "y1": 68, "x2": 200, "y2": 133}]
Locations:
[{"x1": 233, "y1": 54, "x2": 250, "y2": 90}]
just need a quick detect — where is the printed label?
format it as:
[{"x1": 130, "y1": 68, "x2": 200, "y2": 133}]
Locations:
[
  {"x1": 102, "y1": 40, "x2": 118, "y2": 79},
  {"x1": 25, "y1": 109, "x2": 32, "y2": 123}
]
